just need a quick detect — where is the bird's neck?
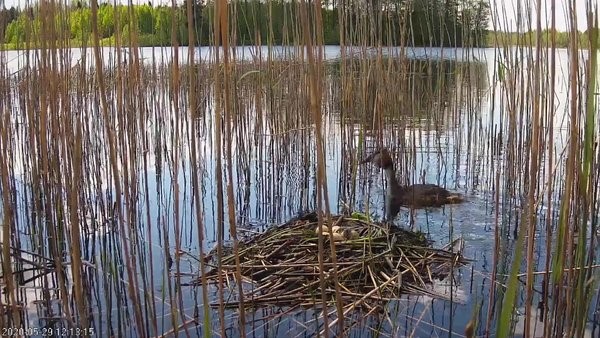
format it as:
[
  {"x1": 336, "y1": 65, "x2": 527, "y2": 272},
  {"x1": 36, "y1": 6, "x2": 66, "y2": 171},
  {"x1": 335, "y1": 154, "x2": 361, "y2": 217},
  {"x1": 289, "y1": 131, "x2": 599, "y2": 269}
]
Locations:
[{"x1": 384, "y1": 167, "x2": 402, "y2": 190}]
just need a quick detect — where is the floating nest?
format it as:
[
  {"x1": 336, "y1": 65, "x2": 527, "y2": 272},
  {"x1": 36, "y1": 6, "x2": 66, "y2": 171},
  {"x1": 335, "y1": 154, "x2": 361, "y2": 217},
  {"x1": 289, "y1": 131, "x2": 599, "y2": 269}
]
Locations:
[{"x1": 196, "y1": 212, "x2": 467, "y2": 311}]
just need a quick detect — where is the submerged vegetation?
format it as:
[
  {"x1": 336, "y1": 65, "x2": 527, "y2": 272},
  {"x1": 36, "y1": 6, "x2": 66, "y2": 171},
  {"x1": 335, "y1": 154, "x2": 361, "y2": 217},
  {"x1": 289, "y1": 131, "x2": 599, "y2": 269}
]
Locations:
[{"x1": 0, "y1": 0, "x2": 599, "y2": 337}]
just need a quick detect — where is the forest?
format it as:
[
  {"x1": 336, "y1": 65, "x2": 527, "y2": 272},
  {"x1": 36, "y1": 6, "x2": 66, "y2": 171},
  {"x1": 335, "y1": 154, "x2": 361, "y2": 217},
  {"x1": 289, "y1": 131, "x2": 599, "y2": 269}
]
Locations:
[{"x1": 0, "y1": 0, "x2": 490, "y2": 48}]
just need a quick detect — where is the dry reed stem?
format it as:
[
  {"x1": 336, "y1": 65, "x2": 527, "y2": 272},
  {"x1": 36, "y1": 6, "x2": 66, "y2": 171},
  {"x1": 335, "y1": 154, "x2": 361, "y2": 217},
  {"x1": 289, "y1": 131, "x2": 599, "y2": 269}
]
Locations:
[{"x1": 90, "y1": 0, "x2": 145, "y2": 335}]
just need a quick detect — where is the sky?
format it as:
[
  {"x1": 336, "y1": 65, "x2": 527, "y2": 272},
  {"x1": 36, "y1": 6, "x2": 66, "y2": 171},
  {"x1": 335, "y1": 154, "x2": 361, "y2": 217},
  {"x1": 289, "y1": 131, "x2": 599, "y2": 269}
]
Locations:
[
  {"x1": 1, "y1": 0, "x2": 594, "y2": 32},
  {"x1": 490, "y1": 0, "x2": 591, "y2": 32}
]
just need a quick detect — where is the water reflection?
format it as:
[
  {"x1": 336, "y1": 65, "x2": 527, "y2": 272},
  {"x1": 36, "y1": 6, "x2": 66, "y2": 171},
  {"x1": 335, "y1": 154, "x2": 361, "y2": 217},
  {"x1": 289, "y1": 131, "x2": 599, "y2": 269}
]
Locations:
[
  {"x1": 1, "y1": 46, "x2": 594, "y2": 337},
  {"x1": 1, "y1": 46, "x2": 489, "y2": 73}
]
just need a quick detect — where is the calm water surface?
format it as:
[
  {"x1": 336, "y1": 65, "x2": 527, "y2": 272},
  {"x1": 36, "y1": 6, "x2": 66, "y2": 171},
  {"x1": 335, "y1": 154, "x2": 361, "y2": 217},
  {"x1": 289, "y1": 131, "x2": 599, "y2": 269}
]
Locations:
[{"x1": 2, "y1": 45, "x2": 597, "y2": 337}]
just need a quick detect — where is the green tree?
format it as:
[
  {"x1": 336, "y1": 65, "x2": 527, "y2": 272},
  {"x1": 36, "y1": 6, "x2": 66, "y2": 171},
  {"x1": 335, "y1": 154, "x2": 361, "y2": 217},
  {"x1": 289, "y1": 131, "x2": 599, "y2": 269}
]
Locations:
[
  {"x1": 2, "y1": 0, "x2": 490, "y2": 48},
  {"x1": 5, "y1": 13, "x2": 32, "y2": 44},
  {"x1": 0, "y1": 7, "x2": 20, "y2": 40},
  {"x1": 69, "y1": 8, "x2": 91, "y2": 40},
  {"x1": 153, "y1": 6, "x2": 172, "y2": 44},
  {"x1": 98, "y1": 4, "x2": 115, "y2": 38},
  {"x1": 137, "y1": 4, "x2": 153, "y2": 34}
]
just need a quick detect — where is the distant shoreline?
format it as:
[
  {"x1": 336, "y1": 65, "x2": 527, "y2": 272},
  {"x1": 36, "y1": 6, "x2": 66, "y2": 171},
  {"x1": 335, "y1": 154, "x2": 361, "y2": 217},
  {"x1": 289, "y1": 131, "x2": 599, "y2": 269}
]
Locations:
[
  {"x1": 2, "y1": 30, "x2": 598, "y2": 52},
  {"x1": 1, "y1": 44, "x2": 594, "y2": 53}
]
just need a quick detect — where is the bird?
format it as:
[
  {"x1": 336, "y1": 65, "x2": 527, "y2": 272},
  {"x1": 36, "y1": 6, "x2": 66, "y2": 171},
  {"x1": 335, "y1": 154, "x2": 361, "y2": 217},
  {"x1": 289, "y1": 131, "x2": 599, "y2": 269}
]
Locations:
[
  {"x1": 314, "y1": 225, "x2": 359, "y2": 241},
  {"x1": 361, "y1": 148, "x2": 464, "y2": 220}
]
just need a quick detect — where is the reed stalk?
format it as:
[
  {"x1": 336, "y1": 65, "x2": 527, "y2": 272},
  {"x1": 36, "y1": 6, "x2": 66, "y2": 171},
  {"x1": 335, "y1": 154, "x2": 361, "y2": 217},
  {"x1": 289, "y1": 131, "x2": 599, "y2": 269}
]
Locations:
[
  {"x1": 298, "y1": 2, "x2": 333, "y2": 335},
  {"x1": 523, "y1": 0, "x2": 544, "y2": 335},
  {"x1": 542, "y1": 1, "x2": 557, "y2": 336},
  {"x1": 573, "y1": 4, "x2": 598, "y2": 337},
  {"x1": 217, "y1": 0, "x2": 248, "y2": 335},
  {"x1": 0, "y1": 104, "x2": 21, "y2": 330},
  {"x1": 185, "y1": 0, "x2": 212, "y2": 337},
  {"x1": 90, "y1": 0, "x2": 145, "y2": 335},
  {"x1": 211, "y1": 0, "x2": 228, "y2": 335},
  {"x1": 1, "y1": 0, "x2": 598, "y2": 337}
]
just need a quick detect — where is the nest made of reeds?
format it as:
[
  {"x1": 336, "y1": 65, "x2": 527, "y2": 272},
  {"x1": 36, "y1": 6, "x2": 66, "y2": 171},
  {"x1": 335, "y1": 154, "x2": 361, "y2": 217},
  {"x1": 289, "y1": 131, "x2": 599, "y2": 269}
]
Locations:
[{"x1": 195, "y1": 212, "x2": 467, "y2": 311}]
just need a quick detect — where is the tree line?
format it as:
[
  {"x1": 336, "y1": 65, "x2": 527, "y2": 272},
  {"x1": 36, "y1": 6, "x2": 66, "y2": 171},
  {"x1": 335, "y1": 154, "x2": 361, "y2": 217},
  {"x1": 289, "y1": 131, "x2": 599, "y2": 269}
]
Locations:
[
  {"x1": 487, "y1": 29, "x2": 599, "y2": 49},
  {"x1": 0, "y1": 0, "x2": 490, "y2": 48}
]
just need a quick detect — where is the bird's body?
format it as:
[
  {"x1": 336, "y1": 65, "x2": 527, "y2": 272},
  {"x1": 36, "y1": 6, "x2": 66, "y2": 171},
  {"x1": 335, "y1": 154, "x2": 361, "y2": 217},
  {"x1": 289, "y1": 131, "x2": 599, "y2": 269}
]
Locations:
[{"x1": 363, "y1": 149, "x2": 463, "y2": 220}]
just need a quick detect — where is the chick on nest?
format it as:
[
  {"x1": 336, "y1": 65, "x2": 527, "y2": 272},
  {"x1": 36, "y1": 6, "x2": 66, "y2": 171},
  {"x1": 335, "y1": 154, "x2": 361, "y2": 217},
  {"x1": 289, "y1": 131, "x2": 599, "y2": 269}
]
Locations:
[{"x1": 314, "y1": 225, "x2": 359, "y2": 241}]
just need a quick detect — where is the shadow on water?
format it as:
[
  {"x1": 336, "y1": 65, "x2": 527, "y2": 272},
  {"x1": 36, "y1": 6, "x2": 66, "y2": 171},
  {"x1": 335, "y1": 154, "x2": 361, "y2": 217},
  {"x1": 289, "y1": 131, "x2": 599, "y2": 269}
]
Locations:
[{"x1": 1, "y1": 46, "x2": 598, "y2": 337}]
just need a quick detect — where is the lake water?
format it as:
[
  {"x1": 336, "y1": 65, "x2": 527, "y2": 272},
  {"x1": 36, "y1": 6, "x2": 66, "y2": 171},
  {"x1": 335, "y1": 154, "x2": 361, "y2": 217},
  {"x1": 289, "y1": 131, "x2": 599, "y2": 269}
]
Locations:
[
  {"x1": 3, "y1": 45, "x2": 488, "y2": 70},
  {"x1": 1, "y1": 45, "x2": 597, "y2": 337}
]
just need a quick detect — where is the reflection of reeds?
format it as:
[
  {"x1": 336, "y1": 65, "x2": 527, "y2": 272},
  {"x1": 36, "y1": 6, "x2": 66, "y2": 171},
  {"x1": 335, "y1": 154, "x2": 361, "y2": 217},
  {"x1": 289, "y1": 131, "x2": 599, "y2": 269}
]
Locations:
[
  {"x1": 90, "y1": 1, "x2": 145, "y2": 334},
  {"x1": 492, "y1": 1, "x2": 599, "y2": 337},
  {"x1": 299, "y1": 1, "x2": 345, "y2": 335},
  {"x1": 186, "y1": 0, "x2": 212, "y2": 337},
  {"x1": 1, "y1": 1, "x2": 598, "y2": 337},
  {"x1": 0, "y1": 54, "x2": 487, "y2": 336}
]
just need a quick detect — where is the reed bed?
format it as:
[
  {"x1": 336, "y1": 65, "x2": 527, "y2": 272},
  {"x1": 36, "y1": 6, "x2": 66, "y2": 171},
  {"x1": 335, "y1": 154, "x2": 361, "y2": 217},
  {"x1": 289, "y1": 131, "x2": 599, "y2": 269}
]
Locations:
[
  {"x1": 0, "y1": 0, "x2": 598, "y2": 336},
  {"x1": 196, "y1": 212, "x2": 466, "y2": 310}
]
